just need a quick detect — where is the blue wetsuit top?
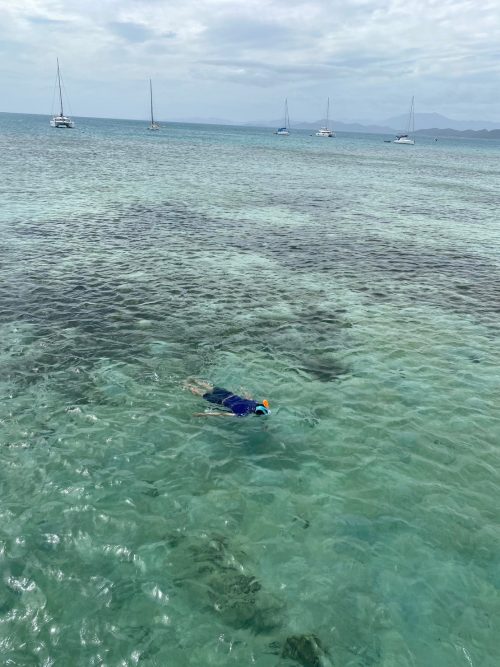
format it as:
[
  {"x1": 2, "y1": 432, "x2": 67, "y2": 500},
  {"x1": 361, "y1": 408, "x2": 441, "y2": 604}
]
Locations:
[{"x1": 203, "y1": 387, "x2": 259, "y2": 416}]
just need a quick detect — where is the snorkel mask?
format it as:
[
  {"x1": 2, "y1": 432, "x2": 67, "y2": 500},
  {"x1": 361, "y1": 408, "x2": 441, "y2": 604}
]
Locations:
[{"x1": 255, "y1": 400, "x2": 271, "y2": 416}]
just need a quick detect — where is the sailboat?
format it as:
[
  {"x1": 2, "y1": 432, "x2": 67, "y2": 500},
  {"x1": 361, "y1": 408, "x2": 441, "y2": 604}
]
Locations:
[
  {"x1": 275, "y1": 99, "x2": 290, "y2": 135},
  {"x1": 394, "y1": 96, "x2": 415, "y2": 144},
  {"x1": 315, "y1": 98, "x2": 335, "y2": 137},
  {"x1": 148, "y1": 79, "x2": 160, "y2": 130},
  {"x1": 50, "y1": 58, "x2": 74, "y2": 128}
]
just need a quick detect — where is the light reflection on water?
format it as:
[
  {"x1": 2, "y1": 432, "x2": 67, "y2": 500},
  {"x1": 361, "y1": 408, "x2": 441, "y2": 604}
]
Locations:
[{"x1": 0, "y1": 113, "x2": 499, "y2": 666}]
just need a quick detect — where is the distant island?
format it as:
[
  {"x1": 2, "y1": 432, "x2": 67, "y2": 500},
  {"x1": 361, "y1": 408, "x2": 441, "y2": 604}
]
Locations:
[
  {"x1": 242, "y1": 112, "x2": 500, "y2": 139},
  {"x1": 2, "y1": 111, "x2": 499, "y2": 139},
  {"x1": 154, "y1": 117, "x2": 500, "y2": 138}
]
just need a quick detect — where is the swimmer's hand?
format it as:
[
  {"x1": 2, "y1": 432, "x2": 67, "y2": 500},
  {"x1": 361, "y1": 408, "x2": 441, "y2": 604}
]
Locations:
[{"x1": 193, "y1": 412, "x2": 236, "y2": 418}]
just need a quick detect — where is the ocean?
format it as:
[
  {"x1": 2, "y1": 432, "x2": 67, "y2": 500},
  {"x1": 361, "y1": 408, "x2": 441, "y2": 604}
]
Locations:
[{"x1": 1, "y1": 112, "x2": 499, "y2": 666}]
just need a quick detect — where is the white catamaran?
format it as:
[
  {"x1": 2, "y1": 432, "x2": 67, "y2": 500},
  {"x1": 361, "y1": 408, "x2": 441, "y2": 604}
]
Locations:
[
  {"x1": 316, "y1": 98, "x2": 335, "y2": 137},
  {"x1": 50, "y1": 59, "x2": 74, "y2": 128},
  {"x1": 148, "y1": 79, "x2": 160, "y2": 130},
  {"x1": 275, "y1": 98, "x2": 290, "y2": 135},
  {"x1": 394, "y1": 96, "x2": 415, "y2": 144}
]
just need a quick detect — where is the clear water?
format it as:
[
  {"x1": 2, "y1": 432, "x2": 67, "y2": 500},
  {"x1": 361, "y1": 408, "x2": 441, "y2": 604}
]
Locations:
[{"x1": 1, "y1": 112, "x2": 499, "y2": 666}]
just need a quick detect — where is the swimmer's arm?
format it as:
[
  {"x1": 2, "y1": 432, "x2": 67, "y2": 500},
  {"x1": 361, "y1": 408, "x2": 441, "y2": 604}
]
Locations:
[{"x1": 192, "y1": 412, "x2": 236, "y2": 418}]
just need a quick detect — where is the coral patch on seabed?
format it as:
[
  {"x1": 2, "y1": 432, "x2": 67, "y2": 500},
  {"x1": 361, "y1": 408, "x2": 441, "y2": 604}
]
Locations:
[
  {"x1": 281, "y1": 634, "x2": 332, "y2": 667},
  {"x1": 170, "y1": 533, "x2": 284, "y2": 632},
  {"x1": 169, "y1": 533, "x2": 332, "y2": 664}
]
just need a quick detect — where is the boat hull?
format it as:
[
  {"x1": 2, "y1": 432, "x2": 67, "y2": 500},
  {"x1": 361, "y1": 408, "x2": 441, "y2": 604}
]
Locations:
[{"x1": 50, "y1": 116, "x2": 74, "y2": 128}]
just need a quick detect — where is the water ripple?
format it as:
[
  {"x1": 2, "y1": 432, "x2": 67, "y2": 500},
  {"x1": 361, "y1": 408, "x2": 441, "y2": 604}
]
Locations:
[{"x1": 0, "y1": 116, "x2": 499, "y2": 665}]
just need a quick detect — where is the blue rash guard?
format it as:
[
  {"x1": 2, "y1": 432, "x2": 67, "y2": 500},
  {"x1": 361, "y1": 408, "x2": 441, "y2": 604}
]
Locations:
[{"x1": 203, "y1": 387, "x2": 260, "y2": 416}]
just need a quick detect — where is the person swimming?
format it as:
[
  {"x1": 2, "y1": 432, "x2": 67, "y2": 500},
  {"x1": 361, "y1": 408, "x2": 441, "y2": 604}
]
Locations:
[{"x1": 185, "y1": 379, "x2": 271, "y2": 418}]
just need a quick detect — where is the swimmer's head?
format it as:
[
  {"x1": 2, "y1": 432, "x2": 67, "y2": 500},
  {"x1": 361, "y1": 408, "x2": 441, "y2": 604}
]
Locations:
[
  {"x1": 255, "y1": 403, "x2": 270, "y2": 416},
  {"x1": 262, "y1": 400, "x2": 269, "y2": 409}
]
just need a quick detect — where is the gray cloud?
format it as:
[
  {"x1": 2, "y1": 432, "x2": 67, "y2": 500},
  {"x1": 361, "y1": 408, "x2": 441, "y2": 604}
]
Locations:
[
  {"x1": 108, "y1": 21, "x2": 155, "y2": 43},
  {"x1": 204, "y1": 17, "x2": 300, "y2": 48},
  {"x1": 27, "y1": 16, "x2": 68, "y2": 26},
  {"x1": 0, "y1": 0, "x2": 499, "y2": 123}
]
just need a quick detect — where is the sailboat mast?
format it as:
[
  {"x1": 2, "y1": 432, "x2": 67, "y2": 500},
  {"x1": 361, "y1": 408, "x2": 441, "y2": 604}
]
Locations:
[
  {"x1": 284, "y1": 98, "x2": 288, "y2": 128},
  {"x1": 326, "y1": 97, "x2": 330, "y2": 127},
  {"x1": 150, "y1": 79, "x2": 154, "y2": 125},
  {"x1": 57, "y1": 58, "x2": 64, "y2": 117}
]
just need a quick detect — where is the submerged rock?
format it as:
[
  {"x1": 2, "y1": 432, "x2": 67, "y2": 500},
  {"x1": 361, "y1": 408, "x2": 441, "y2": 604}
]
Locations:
[
  {"x1": 207, "y1": 570, "x2": 283, "y2": 631},
  {"x1": 282, "y1": 634, "x2": 331, "y2": 667},
  {"x1": 297, "y1": 357, "x2": 350, "y2": 383},
  {"x1": 170, "y1": 533, "x2": 284, "y2": 632}
]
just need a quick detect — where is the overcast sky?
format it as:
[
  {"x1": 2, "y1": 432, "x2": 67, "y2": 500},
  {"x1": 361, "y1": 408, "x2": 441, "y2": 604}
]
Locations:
[{"x1": 1, "y1": 0, "x2": 499, "y2": 123}]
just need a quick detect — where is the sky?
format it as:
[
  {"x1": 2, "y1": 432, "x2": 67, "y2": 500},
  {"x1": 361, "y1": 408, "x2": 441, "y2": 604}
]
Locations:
[{"x1": 0, "y1": 0, "x2": 499, "y2": 124}]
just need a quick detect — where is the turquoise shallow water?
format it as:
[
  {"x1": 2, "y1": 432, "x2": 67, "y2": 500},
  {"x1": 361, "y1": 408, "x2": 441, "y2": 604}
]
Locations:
[{"x1": 1, "y1": 112, "x2": 499, "y2": 666}]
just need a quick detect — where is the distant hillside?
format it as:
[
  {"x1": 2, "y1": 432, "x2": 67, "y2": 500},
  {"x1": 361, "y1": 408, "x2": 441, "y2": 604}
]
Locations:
[
  {"x1": 244, "y1": 113, "x2": 500, "y2": 136},
  {"x1": 383, "y1": 112, "x2": 500, "y2": 132},
  {"x1": 244, "y1": 119, "x2": 395, "y2": 134}
]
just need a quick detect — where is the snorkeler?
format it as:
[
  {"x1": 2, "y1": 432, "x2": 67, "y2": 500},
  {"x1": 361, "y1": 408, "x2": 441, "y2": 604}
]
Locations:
[{"x1": 185, "y1": 379, "x2": 271, "y2": 418}]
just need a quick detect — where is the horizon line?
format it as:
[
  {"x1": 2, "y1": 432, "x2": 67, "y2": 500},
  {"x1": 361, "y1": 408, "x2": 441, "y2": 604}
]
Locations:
[{"x1": 1, "y1": 110, "x2": 499, "y2": 133}]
